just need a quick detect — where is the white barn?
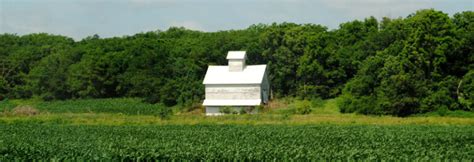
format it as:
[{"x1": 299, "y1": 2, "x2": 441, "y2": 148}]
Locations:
[{"x1": 202, "y1": 51, "x2": 270, "y2": 115}]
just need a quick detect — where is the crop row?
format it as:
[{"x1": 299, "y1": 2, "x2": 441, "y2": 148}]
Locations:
[
  {"x1": 1, "y1": 98, "x2": 165, "y2": 115},
  {"x1": 0, "y1": 124, "x2": 472, "y2": 160}
]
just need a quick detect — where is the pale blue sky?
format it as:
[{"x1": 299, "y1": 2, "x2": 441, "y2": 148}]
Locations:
[{"x1": 1, "y1": 0, "x2": 472, "y2": 40}]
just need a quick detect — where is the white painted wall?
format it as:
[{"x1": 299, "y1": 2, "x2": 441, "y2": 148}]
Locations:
[
  {"x1": 203, "y1": 65, "x2": 270, "y2": 115},
  {"x1": 205, "y1": 106, "x2": 224, "y2": 116},
  {"x1": 228, "y1": 59, "x2": 245, "y2": 72},
  {"x1": 205, "y1": 84, "x2": 261, "y2": 100}
]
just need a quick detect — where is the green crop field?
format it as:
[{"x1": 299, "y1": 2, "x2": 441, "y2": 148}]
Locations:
[
  {"x1": 0, "y1": 124, "x2": 472, "y2": 160},
  {"x1": 1, "y1": 98, "x2": 473, "y2": 160}
]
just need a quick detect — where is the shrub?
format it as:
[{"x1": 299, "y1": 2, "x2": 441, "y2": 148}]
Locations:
[
  {"x1": 293, "y1": 100, "x2": 312, "y2": 115},
  {"x1": 421, "y1": 89, "x2": 457, "y2": 113},
  {"x1": 338, "y1": 95, "x2": 354, "y2": 114},
  {"x1": 338, "y1": 95, "x2": 383, "y2": 115},
  {"x1": 310, "y1": 98, "x2": 325, "y2": 108},
  {"x1": 156, "y1": 105, "x2": 172, "y2": 119},
  {"x1": 184, "y1": 103, "x2": 204, "y2": 112},
  {"x1": 219, "y1": 106, "x2": 238, "y2": 114},
  {"x1": 239, "y1": 108, "x2": 247, "y2": 114},
  {"x1": 436, "y1": 106, "x2": 449, "y2": 116},
  {"x1": 239, "y1": 106, "x2": 256, "y2": 114},
  {"x1": 143, "y1": 95, "x2": 160, "y2": 104}
]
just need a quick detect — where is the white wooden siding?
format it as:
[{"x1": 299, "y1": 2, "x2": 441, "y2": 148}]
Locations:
[
  {"x1": 205, "y1": 84, "x2": 261, "y2": 100},
  {"x1": 228, "y1": 59, "x2": 245, "y2": 72}
]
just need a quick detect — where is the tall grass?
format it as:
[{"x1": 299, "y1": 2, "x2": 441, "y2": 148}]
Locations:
[
  {"x1": 268, "y1": 98, "x2": 333, "y2": 115},
  {"x1": 412, "y1": 110, "x2": 474, "y2": 118},
  {"x1": 1, "y1": 113, "x2": 474, "y2": 126},
  {"x1": 2, "y1": 97, "x2": 473, "y2": 125},
  {"x1": 6, "y1": 98, "x2": 165, "y2": 115},
  {"x1": 0, "y1": 98, "x2": 16, "y2": 112}
]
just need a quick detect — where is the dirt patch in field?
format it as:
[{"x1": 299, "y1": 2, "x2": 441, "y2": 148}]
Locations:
[{"x1": 12, "y1": 105, "x2": 39, "y2": 116}]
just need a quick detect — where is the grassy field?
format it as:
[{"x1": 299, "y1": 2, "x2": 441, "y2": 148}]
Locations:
[
  {"x1": 2, "y1": 112, "x2": 474, "y2": 126},
  {"x1": 1, "y1": 98, "x2": 473, "y2": 125},
  {"x1": 0, "y1": 98, "x2": 473, "y2": 160}
]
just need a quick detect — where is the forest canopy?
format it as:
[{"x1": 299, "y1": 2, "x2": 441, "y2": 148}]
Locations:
[{"x1": 0, "y1": 9, "x2": 472, "y2": 116}]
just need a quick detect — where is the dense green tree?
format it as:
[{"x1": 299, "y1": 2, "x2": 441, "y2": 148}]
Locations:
[
  {"x1": 458, "y1": 70, "x2": 474, "y2": 110},
  {"x1": 1, "y1": 33, "x2": 74, "y2": 98},
  {"x1": 26, "y1": 49, "x2": 76, "y2": 100},
  {"x1": 0, "y1": 9, "x2": 471, "y2": 116},
  {"x1": 340, "y1": 9, "x2": 472, "y2": 116}
]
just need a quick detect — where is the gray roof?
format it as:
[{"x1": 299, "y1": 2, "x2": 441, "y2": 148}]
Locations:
[
  {"x1": 226, "y1": 51, "x2": 247, "y2": 60},
  {"x1": 203, "y1": 65, "x2": 267, "y2": 84}
]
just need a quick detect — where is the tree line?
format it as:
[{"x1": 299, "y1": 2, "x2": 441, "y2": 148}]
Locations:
[{"x1": 0, "y1": 9, "x2": 472, "y2": 116}]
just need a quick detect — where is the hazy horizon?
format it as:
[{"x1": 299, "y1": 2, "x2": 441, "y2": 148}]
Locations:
[{"x1": 1, "y1": 0, "x2": 472, "y2": 40}]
